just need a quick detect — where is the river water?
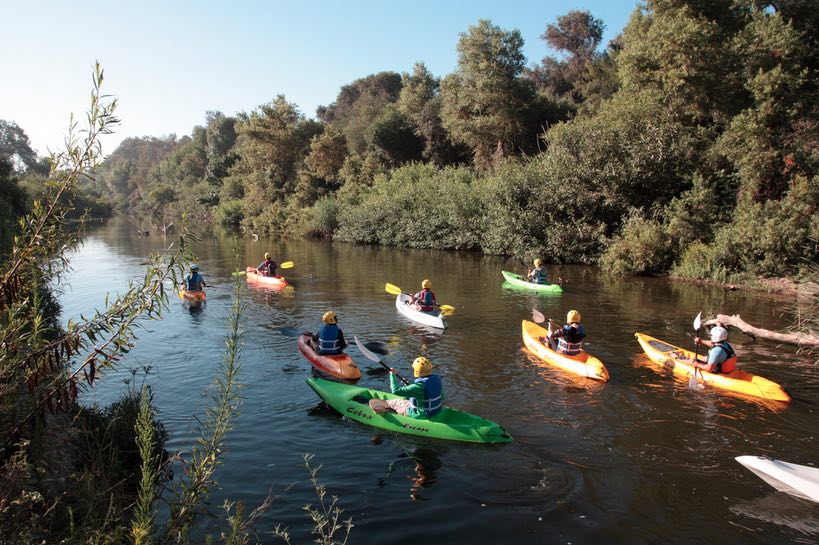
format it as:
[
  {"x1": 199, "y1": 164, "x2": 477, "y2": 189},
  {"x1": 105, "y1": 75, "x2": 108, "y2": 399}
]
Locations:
[{"x1": 62, "y1": 218, "x2": 819, "y2": 545}]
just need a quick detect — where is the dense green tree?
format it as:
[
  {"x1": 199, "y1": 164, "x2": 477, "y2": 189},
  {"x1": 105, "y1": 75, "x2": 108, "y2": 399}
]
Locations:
[
  {"x1": 367, "y1": 105, "x2": 424, "y2": 167},
  {"x1": 0, "y1": 120, "x2": 39, "y2": 173},
  {"x1": 530, "y1": 10, "x2": 606, "y2": 102},
  {"x1": 398, "y1": 63, "x2": 469, "y2": 166},
  {"x1": 317, "y1": 72, "x2": 402, "y2": 155},
  {"x1": 226, "y1": 96, "x2": 321, "y2": 231},
  {"x1": 441, "y1": 20, "x2": 537, "y2": 170},
  {"x1": 204, "y1": 111, "x2": 238, "y2": 184}
]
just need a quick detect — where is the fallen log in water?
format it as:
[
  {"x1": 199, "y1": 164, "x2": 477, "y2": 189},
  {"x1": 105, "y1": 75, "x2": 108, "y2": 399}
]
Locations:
[{"x1": 704, "y1": 314, "x2": 819, "y2": 347}]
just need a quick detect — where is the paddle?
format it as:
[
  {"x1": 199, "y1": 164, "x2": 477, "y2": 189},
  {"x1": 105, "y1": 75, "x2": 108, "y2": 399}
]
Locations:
[
  {"x1": 689, "y1": 312, "x2": 705, "y2": 390},
  {"x1": 234, "y1": 260, "x2": 294, "y2": 276},
  {"x1": 355, "y1": 336, "x2": 409, "y2": 385},
  {"x1": 384, "y1": 283, "x2": 456, "y2": 315},
  {"x1": 279, "y1": 327, "x2": 389, "y2": 355}
]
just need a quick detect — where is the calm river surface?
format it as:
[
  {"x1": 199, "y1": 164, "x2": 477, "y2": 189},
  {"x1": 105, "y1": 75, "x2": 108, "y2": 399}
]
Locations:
[{"x1": 62, "y1": 218, "x2": 819, "y2": 545}]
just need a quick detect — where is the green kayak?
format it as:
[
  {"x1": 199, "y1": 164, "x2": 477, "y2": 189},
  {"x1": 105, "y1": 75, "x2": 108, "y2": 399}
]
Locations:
[
  {"x1": 501, "y1": 270, "x2": 563, "y2": 293},
  {"x1": 306, "y1": 377, "x2": 512, "y2": 444}
]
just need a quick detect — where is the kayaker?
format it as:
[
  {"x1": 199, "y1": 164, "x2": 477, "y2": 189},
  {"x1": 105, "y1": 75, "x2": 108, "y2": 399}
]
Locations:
[
  {"x1": 527, "y1": 258, "x2": 548, "y2": 285},
  {"x1": 256, "y1": 252, "x2": 278, "y2": 277},
  {"x1": 312, "y1": 311, "x2": 347, "y2": 355},
  {"x1": 184, "y1": 264, "x2": 206, "y2": 292},
  {"x1": 369, "y1": 357, "x2": 444, "y2": 419},
  {"x1": 549, "y1": 310, "x2": 585, "y2": 355},
  {"x1": 412, "y1": 279, "x2": 437, "y2": 312},
  {"x1": 691, "y1": 325, "x2": 737, "y2": 374}
]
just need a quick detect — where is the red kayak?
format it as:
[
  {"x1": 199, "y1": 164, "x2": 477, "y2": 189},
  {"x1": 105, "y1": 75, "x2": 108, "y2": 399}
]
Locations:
[
  {"x1": 245, "y1": 266, "x2": 288, "y2": 288},
  {"x1": 298, "y1": 333, "x2": 361, "y2": 381}
]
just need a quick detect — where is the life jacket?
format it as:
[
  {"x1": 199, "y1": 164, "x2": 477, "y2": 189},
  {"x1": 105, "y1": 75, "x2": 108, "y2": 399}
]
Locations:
[
  {"x1": 711, "y1": 342, "x2": 737, "y2": 374},
  {"x1": 185, "y1": 272, "x2": 203, "y2": 291},
  {"x1": 557, "y1": 324, "x2": 585, "y2": 356},
  {"x1": 415, "y1": 289, "x2": 435, "y2": 312},
  {"x1": 409, "y1": 374, "x2": 443, "y2": 417},
  {"x1": 530, "y1": 267, "x2": 547, "y2": 284},
  {"x1": 259, "y1": 259, "x2": 276, "y2": 276},
  {"x1": 318, "y1": 324, "x2": 342, "y2": 355}
]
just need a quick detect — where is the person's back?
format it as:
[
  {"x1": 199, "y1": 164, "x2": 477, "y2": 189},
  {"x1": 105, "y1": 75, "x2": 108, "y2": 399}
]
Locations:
[
  {"x1": 552, "y1": 310, "x2": 585, "y2": 356},
  {"x1": 314, "y1": 311, "x2": 346, "y2": 355},
  {"x1": 372, "y1": 357, "x2": 444, "y2": 419},
  {"x1": 185, "y1": 265, "x2": 205, "y2": 292},
  {"x1": 413, "y1": 280, "x2": 436, "y2": 312}
]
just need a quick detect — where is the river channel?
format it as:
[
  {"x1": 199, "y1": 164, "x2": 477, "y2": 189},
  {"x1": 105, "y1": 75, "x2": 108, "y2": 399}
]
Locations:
[{"x1": 62, "y1": 218, "x2": 819, "y2": 545}]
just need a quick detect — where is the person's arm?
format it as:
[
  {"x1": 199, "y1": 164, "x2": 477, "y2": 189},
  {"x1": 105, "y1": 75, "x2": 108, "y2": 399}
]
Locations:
[
  {"x1": 389, "y1": 372, "x2": 423, "y2": 396},
  {"x1": 338, "y1": 329, "x2": 347, "y2": 349}
]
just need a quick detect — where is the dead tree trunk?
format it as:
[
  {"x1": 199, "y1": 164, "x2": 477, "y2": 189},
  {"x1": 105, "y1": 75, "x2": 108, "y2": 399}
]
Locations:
[{"x1": 704, "y1": 314, "x2": 819, "y2": 347}]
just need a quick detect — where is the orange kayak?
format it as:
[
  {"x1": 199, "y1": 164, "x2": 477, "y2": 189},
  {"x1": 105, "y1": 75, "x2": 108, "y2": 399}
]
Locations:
[
  {"x1": 298, "y1": 333, "x2": 361, "y2": 381},
  {"x1": 178, "y1": 289, "x2": 206, "y2": 304},
  {"x1": 634, "y1": 332, "x2": 790, "y2": 403},
  {"x1": 245, "y1": 266, "x2": 288, "y2": 288},
  {"x1": 521, "y1": 320, "x2": 609, "y2": 382}
]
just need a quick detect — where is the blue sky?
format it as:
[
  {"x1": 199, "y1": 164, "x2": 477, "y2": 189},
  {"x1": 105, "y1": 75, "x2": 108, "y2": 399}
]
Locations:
[{"x1": 1, "y1": 0, "x2": 639, "y2": 156}]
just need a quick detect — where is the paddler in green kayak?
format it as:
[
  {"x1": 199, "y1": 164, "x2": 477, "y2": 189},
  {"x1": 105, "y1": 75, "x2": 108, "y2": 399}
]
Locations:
[
  {"x1": 527, "y1": 258, "x2": 548, "y2": 285},
  {"x1": 369, "y1": 357, "x2": 444, "y2": 418}
]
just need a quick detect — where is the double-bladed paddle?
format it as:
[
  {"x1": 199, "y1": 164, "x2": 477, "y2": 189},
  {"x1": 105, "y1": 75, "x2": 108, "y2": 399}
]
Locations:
[
  {"x1": 384, "y1": 283, "x2": 455, "y2": 315},
  {"x1": 689, "y1": 312, "x2": 705, "y2": 391},
  {"x1": 234, "y1": 261, "x2": 295, "y2": 277},
  {"x1": 355, "y1": 336, "x2": 409, "y2": 385}
]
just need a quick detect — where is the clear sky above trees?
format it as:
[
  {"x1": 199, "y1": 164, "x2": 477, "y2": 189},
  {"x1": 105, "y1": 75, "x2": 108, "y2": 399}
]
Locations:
[{"x1": 0, "y1": 0, "x2": 636, "y2": 155}]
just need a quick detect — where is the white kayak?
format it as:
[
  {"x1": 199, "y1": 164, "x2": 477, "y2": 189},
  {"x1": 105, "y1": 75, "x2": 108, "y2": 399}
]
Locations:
[
  {"x1": 395, "y1": 293, "x2": 447, "y2": 330},
  {"x1": 736, "y1": 455, "x2": 819, "y2": 504}
]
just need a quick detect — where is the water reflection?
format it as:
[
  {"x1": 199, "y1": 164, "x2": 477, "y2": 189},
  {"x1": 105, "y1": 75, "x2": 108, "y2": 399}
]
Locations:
[
  {"x1": 731, "y1": 493, "x2": 819, "y2": 538},
  {"x1": 378, "y1": 446, "x2": 444, "y2": 501}
]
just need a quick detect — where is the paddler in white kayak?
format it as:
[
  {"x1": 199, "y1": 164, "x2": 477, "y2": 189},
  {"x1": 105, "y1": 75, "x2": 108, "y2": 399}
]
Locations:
[
  {"x1": 369, "y1": 357, "x2": 445, "y2": 419},
  {"x1": 411, "y1": 279, "x2": 437, "y2": 313}
]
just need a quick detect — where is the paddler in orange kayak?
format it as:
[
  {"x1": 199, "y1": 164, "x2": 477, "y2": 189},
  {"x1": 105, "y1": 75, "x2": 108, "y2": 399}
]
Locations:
[
  {"x1": 184, "y1": 264, "x2": 206, "y2": 292},
  {"x1": 690, "y1": 325, "x2": 737, "y2": 374},
  {"x1": 369, "y1": 357, "x2": 444, "y2": 418},
  {"x1": 311, "y1": 311, "x2": 348, "y2": 355},
  {"x1": 548, "y1": 310, "x2": 586, "y2": 355},
  {"x1": 256, "y1": 252, "x2": 278, "y2": 277}
]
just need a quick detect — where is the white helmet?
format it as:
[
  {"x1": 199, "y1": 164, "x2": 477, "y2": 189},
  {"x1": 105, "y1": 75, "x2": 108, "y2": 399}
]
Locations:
[{"x1": 710, "y1": 326, "x2": 728, "y2": 342}]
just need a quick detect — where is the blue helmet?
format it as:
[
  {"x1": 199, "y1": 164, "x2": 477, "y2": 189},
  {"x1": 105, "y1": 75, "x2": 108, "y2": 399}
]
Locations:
[{"x1": 190, "y1": 264, "x2": 199, "y2": 271}]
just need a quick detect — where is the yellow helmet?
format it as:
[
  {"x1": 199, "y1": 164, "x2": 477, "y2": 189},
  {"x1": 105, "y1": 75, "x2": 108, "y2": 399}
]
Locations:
[
  {"x1": 264, "y1": 252, "x2": 270, "y2": 259},
  {"x1": 422, "y1": 279, "x2": 432, "y2": 289},
  {"x1": 322, "y1": 311, "x2": 337, "y2": 324},
  {"x1": 533, "y1": 258, "x2": 542, "y2": 267},
  {"x1": 567, "y1": 310, "x2": 581, "y2": 324},
  {"x1": 412, "y1": 356, "x2": 433, "y2": 377}
]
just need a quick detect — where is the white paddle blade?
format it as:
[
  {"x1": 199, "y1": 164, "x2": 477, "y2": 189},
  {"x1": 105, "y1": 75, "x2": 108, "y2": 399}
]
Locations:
[
  {"x1": 354, "y1": 335, "x2": 382, "y2": 363},
  {"x1": 693, "y1": 311, "x2": 702, "y2": 331},
  {"x1": 532, "y1": 308, "x2": 545, "y2": 324}
]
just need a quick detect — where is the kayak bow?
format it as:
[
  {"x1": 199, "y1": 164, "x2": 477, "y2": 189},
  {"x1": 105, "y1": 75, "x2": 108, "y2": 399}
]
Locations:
[{"x1": 736, "y1": 455, "x2": 819, "y2": 504}]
